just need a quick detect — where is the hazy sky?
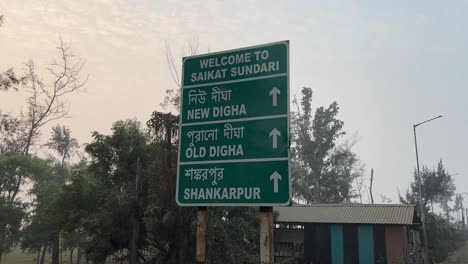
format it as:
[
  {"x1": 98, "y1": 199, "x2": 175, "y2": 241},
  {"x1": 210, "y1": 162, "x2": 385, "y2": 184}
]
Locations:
[{"x1": 1, "y1": 0, "x2": 467, "y2": 204}]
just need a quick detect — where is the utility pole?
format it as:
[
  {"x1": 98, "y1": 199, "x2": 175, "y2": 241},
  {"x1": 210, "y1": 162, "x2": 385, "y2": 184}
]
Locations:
[{"x1": 413, "y1": 115, "x2": 443, "y2": 264}]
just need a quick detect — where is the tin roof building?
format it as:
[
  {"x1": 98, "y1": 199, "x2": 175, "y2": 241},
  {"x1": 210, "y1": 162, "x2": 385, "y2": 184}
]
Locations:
[{"x1": 274, "y1": 204, "x2": 423, "y2": 264}]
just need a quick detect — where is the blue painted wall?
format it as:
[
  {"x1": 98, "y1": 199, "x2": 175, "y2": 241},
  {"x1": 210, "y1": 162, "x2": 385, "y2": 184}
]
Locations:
[
  {"x1": 299, "y1": 223, "x2": 394, "y2": 263},
  {"x1": 358, "y1": 225, "x2": 375, "y2": 264},
  {"x1": 331, "y1": 224, "x2": 344, "y2": 264}
]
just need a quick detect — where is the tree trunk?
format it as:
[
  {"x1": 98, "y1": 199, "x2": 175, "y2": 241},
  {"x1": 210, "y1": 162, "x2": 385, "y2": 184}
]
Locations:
[
  {"x1": 0, "y1": 226, "x2": 4, "y2": 264},
  {"x1": 52, "y1": 232, "x2": 59, "y2": 264},
  {"x1": 36, "y1": 247, "x2": 41, "y2": 264},
  {"x1": 40, "y1": 246, "x2": 47, "y2": 264},
  {"x1": 77, "y1": 248, "x2": 82, "y2": 264},
  {"x1": 70, "y1": 247, "x2": 74, "y2": 264},
  {"x1": 164, "y1": 120, "x2": 175, "y2": 200},
  {"x1": 59, "y1": 233, "x2": 62, "y2": 264},
  {"x1": 129, "y1": 157, "x2": 142, "y2": 264},
  {"x1": 0, "y1": 225, "x2": 5, "y2": 263},
  {"x1": 23, "y1": 124, "x2": 35, "y2": 156},
  {"x1": 129, "y1": 218, "x2": 140, "y2": 264}
]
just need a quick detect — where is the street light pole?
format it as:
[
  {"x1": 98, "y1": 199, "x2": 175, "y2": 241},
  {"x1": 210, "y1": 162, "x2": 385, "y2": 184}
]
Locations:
[{"x1": 413, "y1": 115, "x2": 443, "y2": 264}]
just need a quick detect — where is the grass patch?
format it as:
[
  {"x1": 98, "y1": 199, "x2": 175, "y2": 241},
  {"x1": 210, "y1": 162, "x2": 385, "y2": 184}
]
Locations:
[
  {"x1": 3, "y1": 247, "x2": 74, "y2": 264},
  {"x1": 2, "y1": 248, "x2": 37, "y2": 264}
]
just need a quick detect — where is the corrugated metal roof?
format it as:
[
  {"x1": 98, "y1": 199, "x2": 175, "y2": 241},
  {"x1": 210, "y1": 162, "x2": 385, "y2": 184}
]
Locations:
[{"x1": 274, "y1": 204, "x2": 418, "y2": 225}]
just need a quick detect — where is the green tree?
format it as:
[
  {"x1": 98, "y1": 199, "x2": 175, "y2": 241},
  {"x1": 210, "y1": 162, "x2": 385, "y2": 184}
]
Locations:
[
  {"x1": 434, "y1": 161, "x2": 456, "y2": 220},
  {"x1": 22, "y1": 162, "x2": 65, "y2": 264},
  {"x1": 0, "y1": 112, "x2": 29, "y2": 155},
  {"x1": 0, "y1": 200, "x2": 25, "y2": 264},
  {"x1": 0, "y1": 36, "x2": 86, "y2": 262},
  {"x1": 53, "y1": 120, "x2": 149, "y2": 263},
  {"x1": 144, "y1": 111, "x2": 196, "y2": 264},
  {"x1": 0, "y1": 15, "x2": 25, "y2": 92},
  {"x1": 400, "y1": 160, "x2": 460, "y2": 262},
  {"x1": 425, "y1": 213, "x2": 463, "y2": 263},
  {"x1": 20, "y1": 126, "x2": 79, "y2": 264},
  {"x1": 0, "y1": 39, "x2": 87, "y2": 255},
  {"x1": 45, "y1": 125, "x2": 79, "y2": 166},
  {"x1": 2, "y1": 16, "x2": 88, "y2": 263},
  {"x1": 49, "y1": 162, "x2": 96, "y2": 263},
  {"x1": 145, "y1": 111, "x2": 259, "y2": 263},
  {"x1": 291, "y1": 87, "x2": 362, "y2": 203},
  {"x1": 403, "y1": 160, "x2": 455, "y2": 215},
  {"x1": 206, "y1": 208, "x2": 259, "y2": 263},
  {"x1": 0, "y1": 198, "x2": 26, "y2": 264},
  {"x1": 0, "y1": 155, "x2": 44, "y2": 263},
  {"x1": 0, "y1": 68, "x2": 24, "y2": 91}
]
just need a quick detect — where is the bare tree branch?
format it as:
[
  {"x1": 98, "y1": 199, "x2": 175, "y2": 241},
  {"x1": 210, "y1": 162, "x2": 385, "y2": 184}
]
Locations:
[
  {"x1": 165, "y1": 41, "x2": 181, "y2": 88},
  {"x1": 19, "y1": 37, "x2": 87, "y2": 155},
  {"x1": 162, "y1": 38, "x2": 203, "y2": 111}
]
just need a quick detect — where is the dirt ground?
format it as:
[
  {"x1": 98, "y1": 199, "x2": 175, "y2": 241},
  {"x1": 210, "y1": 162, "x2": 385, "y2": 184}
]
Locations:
[{"x1": 440, "y1": 241, "x2": 468, "y2": 264}]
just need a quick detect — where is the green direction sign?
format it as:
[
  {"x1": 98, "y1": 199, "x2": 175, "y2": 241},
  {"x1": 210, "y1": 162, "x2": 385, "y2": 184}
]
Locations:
[{"x1": 176, "y1": 41, "x2": 290, "y2": 206}]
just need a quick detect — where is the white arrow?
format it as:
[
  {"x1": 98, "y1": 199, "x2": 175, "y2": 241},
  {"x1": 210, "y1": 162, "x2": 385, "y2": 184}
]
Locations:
[
  {"x1": 269, "y1": 128, "x2": 281, "y2": 149},
  {"x1": 269, "y1": 87, "x2": 280, "y2": 107},
  {"x1": 270, "y1": 171, "x2": 282, "y2": 193}
]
